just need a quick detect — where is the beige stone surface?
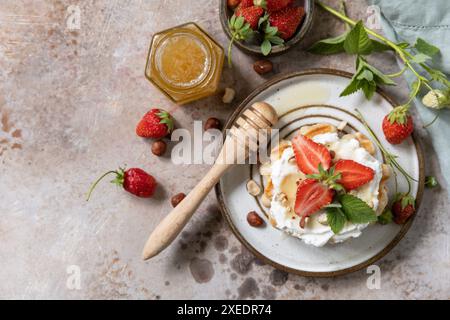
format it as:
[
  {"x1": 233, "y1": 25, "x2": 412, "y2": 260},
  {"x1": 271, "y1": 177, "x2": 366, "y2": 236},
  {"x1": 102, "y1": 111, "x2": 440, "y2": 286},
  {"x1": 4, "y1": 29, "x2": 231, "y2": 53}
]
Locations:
[{"x1": 0, "y1": 0, "x2": 449, "y2": 299}]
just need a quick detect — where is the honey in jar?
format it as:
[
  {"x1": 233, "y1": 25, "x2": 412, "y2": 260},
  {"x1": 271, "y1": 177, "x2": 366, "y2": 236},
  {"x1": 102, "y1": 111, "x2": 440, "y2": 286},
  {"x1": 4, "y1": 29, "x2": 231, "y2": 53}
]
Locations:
[{"x1": 145, "y1": 23, "x2": 224, "y2": 105}]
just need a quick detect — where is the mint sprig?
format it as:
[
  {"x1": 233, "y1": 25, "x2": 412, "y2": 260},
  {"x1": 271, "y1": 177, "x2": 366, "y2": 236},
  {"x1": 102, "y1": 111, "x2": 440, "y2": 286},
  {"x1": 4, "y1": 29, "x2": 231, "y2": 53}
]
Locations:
[
  {"x1": 326, "y1": 194, "x2": 377, "y2": 234},
  {"x1": 310, "y1": 1, "x2": 450, "y2": 123}
]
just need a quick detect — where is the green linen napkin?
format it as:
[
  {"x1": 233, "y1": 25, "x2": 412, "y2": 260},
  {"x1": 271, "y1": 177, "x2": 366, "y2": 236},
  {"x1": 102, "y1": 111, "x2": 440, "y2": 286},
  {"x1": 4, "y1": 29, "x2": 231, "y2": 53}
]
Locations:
[{"x1": 368, "y1": 0, "x2": 450, "y2": 191}]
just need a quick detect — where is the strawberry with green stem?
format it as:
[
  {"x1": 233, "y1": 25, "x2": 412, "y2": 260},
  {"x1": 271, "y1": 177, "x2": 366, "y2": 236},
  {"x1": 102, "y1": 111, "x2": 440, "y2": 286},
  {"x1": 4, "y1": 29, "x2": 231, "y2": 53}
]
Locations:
[
  {"x1": 259, "y1": 16, "x2": 285, "y2": 56},
  {"x1": 87, "y1": 167, "x2": 157, "y2": 200},
  {"x1": 392, "y1": 193, "x2": 416, "y2": 224},
  {"x1": 356, "y1": 109, "x2": 418, "y2": 224},
  {"x1": 382, "y1": 105, "x2": 414, "y2": 145},
  {"x1": 136, "y1": 109, "x2": 174, "y2": 139}
]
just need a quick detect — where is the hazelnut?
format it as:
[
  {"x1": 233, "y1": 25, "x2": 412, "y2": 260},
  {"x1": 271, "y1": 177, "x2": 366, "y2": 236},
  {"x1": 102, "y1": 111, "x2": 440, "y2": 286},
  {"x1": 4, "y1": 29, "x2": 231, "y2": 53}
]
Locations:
[
  {"x1": 151, "y1": 140, "x2": 167, "y2": 156},
  {"x1": 171, "y1": 193, "x2": 186, "y2": 207},
  {"x1": 247, "y1": 211, "x2": 265, "y2": 227},
  {"x1": 204, "y1": 117, "x2": 221, "y2": 131},
  {"x1": 222, "y1": 87, "x2": 236, "y2": 104},
  {"x1": 253, "y1": 60, "x2": 273, "y2": 75},
  {"x1": 227, "y1": 0, "x2": 240, "y2": 9}
]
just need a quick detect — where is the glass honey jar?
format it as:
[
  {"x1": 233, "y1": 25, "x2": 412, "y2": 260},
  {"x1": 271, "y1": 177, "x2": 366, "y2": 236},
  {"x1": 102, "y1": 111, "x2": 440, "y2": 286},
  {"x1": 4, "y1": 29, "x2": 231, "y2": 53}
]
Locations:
[{"x1": 145, "y1": 23, "x2": 224, "y2": 105}]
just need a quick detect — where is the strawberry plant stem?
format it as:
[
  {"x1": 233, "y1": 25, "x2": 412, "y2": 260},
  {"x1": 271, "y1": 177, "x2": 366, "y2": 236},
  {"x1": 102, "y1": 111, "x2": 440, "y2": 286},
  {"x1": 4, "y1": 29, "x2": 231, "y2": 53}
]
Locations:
[
  {"x1": 316, "y1": 0, "x2": 433, "y2": 108},
  {"x1": 355, "y1": 109, "x2": 415, "y2": 195},
  {"x1": 86, "y1": 170, "x2": 119, "y2": 201},
  {"x1": 228, "y1": 34, "x2": 236, "y2": 68}
]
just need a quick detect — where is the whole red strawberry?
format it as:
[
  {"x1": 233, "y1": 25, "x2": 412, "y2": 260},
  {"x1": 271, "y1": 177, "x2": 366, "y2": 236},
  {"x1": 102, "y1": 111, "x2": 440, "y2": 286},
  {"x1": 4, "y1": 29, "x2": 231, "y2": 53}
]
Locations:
[
  {"x1": 382, "y1": 106, "x2": 414, "y2": 144},
  {"x1": 269, "y1": 6, "x2": 305, "y2": 40},
  {"x1": 236, "y1": 6, "x2": 264, "y2": 29},
  {"x1": 87, "y1": 167, "x2": 157, "y2": 200},
  {"x1": 136, "y1": 109, "x2": 174, "y2": 139},
  {"x1": 254, "y1": 0, "x2": 293, "y2": 12},
  {"x1": 392, "y1": 194, "x2": 415, "y2": 224}
]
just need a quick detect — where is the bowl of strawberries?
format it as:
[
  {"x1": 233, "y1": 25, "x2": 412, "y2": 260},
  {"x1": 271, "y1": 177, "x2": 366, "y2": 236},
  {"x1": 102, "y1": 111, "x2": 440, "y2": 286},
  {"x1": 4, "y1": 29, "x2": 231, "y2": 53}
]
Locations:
[{"x1": 220, "y1": 0, "x2": 314, "y2": 60}]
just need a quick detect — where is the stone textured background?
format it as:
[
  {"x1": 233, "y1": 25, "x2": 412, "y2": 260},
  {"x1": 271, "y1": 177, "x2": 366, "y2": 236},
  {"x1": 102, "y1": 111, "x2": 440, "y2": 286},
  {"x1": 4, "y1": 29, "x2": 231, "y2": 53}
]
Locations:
[{"x1": 0, "y1": 0, "x2": 449, "y2": 299}]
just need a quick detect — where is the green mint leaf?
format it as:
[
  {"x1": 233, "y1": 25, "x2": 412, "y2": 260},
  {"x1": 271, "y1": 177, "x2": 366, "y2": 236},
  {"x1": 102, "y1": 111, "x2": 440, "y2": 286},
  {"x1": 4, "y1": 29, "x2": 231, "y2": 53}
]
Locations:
[
  {"x1": 411, "y1": 53, "x2": 431, "y2": 64},
  {"x1": 357, "y1": 69, "x2": 374, "y2": 82},
  {"x1": 339, "y1": 194, "x2": 377, "y2": 224},
  {"x1": 308, "y1": 33, "x2": 348, "y2": 55},
  {"x1": 426, "y1": 67, "x2": 450, "y2": 87},
  {"x1": 360, "y1": 80, "x2": 377, "y2": 99},
  {"x1": 363, "y1": 62, "x2": 396, "y2": 86},
  {"x1": 378, "y1": 209, "x2": 393, "y2": 225},
  {"x1": 371, "y1": 39, "x2": 393, "y2": 52},
  {"x1": 326, "y1": 207, "x2": 347, "y2": 234},
  {"x1": 415, "y1": 38, "x2": 440, "y2": 57},
  {"x1": 340, "y1": 77, "x2": 362, "y2": 97},
  {"x1": 261, "y1": 39, "x2": 272, "y2": 56},
  {"x1": 343, "y1": 21, "x2": 373, "y2": 55}
]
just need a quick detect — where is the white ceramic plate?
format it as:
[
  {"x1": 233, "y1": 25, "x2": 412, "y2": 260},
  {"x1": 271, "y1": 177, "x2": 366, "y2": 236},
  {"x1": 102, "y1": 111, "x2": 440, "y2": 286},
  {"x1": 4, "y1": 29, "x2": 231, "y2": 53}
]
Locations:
[{"x1": 216, "y1": 69, "x2": 424, "y2": 277}]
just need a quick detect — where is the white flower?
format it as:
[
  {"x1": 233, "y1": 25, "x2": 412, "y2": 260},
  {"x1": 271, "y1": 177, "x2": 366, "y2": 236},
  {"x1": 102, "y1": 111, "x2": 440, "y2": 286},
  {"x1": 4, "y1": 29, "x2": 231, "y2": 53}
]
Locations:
[{"x1": 422, "y1": 89, "x2": 449, "y2": 109}]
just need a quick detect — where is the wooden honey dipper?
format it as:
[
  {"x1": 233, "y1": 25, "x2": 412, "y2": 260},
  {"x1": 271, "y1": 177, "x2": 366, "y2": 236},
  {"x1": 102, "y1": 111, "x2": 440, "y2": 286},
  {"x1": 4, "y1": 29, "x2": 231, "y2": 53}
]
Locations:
[{"x1": 142, "y1": 102, "x2": 278, "y2": 260}]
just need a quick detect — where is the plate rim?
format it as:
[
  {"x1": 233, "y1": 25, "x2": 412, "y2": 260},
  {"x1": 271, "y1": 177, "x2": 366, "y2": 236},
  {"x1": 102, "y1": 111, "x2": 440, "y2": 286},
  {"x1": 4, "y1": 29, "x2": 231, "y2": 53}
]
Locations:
[{"x1": 215, "y1": 68, "x2": 425, "y2": 277}]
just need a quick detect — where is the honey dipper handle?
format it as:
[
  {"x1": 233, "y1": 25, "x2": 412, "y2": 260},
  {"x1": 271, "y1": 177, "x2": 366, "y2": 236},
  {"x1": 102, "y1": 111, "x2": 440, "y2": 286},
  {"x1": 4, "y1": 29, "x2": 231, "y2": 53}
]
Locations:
[{"x1": 142, "y1": 163, "x2": 231, "y2": 260}]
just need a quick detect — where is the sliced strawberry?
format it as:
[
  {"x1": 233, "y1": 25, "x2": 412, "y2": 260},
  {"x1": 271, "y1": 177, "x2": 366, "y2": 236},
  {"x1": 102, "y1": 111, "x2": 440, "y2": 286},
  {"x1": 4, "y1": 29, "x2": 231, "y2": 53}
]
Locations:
[
  {"x1": 291, "y1": 133, "x2": 331, "y2": 175},
  {"x1": 294, "y1": 179, "x2": 334, "y2": 228},
  {"x1": 334, "y1": 159, "x2": 375, "y2": 191}
]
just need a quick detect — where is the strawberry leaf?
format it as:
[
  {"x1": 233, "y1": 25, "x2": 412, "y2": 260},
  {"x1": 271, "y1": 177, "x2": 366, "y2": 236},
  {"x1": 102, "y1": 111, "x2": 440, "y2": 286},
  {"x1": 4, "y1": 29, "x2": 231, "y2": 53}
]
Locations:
[
  {"x1": 414, "y1": 38, "x2": 440, "y2": 57},
  {"x1": 261, "y1": 39, "x2": 271, "y2": 56}
]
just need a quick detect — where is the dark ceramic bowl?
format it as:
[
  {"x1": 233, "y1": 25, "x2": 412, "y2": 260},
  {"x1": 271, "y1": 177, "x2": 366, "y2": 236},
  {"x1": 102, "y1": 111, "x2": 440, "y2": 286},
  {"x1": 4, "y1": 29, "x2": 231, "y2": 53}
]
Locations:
[{"x1": 219, "y1": 0, "x2": 314, "y2": 56}]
